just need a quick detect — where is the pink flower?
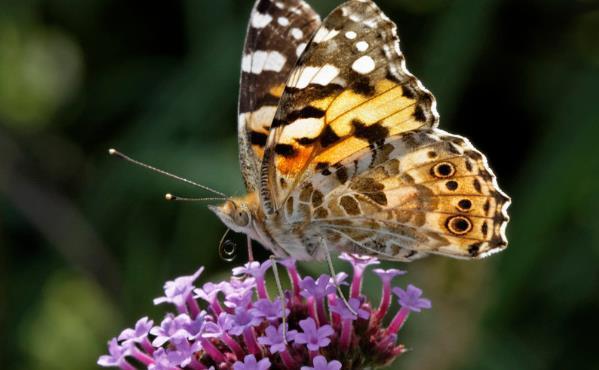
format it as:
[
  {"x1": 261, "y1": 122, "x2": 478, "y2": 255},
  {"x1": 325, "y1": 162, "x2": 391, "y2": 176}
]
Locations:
[
  {"x1": 301, "y1": 356, "x2": 341, "y2": 370},
  {"x1": 233, "y1": 355, "x2": 271, "y2": 370},
  {"x1": 294, "y1": 318, "x2": 334, "y2": 351},
  {"x1": 394, "y1": 284, "x2": 432, "y2": 312},
  {"x1": 99, "y1": 258, "x2": 431, "y2": 370}
]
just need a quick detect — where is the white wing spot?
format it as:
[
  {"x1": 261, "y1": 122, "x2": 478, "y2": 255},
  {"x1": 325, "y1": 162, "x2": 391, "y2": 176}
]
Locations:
[
  {"x1": 364, "y1": 18, "x2": 378, "y2": 28},
  {"x1": 287, "y1": 65, "x2": 340, "y2": 89},
  {"x1": 247, "y1": 106, "x2": 278, "y2": 130},
  {"x1": 251, "y1": 12, "x2": 272, "y2": 28},
  {"x1": 263, "y1": 51, "x2": 287, "y2": 72},
  {"x1": 355, "y1": 41, "x2": 369, "y2": 52},
  {"x1": 312, "y1": 64, "x2": 340, "y2": 86},
  {"x1": 275, "y1": 1, "x2": 285, "y2": 9},
  {"x1": 278, "y1": 17, "x2": 290, "y2": 26},
  {"x1": 296, "y1": 42, "x2": 307, "y2": 57},
  {"x1": 345, "y1": 31, "x2": 357, "y2": 40},
  {"x1": 349, "y1": 14, "x2": 362, "y2": 22},
  {"x1": 238, "y1": 113, "x2": 247, "y2": 131},
  {"x1": 313, "y1": 28, "x2": 328, "y2": 42},
  {"x1": 251, "y1": 51, "x2": 268, "y2": 74},
  {"x1": 294, "y1": 66, "x2": 320, "y2": 89},
  {"x1": 291, "y1": 28, "x2": 304, "y2": 40},
  {"x1": 313, "y1": 27, "x2": 340, "y2": 43},
  {"x1": 288, "y1": 66, "x2": 316, "y2": 89},
  {"x1": 280, "y1": 118, "x2": 324, "y2": 143},
  {"x1": 352, "y1": 55, "x2": 375, "y2": 74},
  {"x1": 241, "y1": 54, "x2": 252, "y2": 72},
  {"x1": 247, "y1": 50, "x2": 286, "y2": 74}
]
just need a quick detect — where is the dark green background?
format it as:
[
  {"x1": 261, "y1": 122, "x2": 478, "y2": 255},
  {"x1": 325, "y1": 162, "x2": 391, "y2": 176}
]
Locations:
[{"x1": 1, "y1": 0, "x2": 598, "y2": 369}]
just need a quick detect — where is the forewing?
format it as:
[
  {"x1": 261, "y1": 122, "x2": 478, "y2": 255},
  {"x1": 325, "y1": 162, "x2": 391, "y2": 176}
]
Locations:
[
  {"x1": 293, "y1": 129, "x2": 510, "y2": 260},
  {"x1": 260, "y1": 0, "x2": 439, "y2": 212},
  {"x1": 238, "y1": 0, "x2": 321, "y2": 191}
]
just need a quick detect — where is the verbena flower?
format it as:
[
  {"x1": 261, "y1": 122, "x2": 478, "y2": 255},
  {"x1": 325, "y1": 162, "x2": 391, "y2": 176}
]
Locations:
[
  {"x1": 294, "y1": 317, "x2": 334, "y2": 351},
  {"x1": 98, "y1": 254, "x2": 431, "y2": 370},
  {"x1": 301, "y1": 356, "x2": 341, "y2": 370}
]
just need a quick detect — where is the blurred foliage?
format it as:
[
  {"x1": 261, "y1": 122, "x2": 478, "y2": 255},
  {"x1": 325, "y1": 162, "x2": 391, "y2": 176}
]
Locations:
[
  {"x1": 0, "y1": 0, "x2": 598, "y2": 370},
  {"x1": 18, "y1": 272, "x2": 120, "y2": 370},
  {"x1": 0, "y1": 21, "x2": 82, "y2": 129}
]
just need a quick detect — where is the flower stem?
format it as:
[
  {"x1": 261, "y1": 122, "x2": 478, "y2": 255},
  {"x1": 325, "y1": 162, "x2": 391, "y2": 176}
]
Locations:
[
  {"x1": 187, "y1": 295, "x2": 201, "y2": 319},
  {"x1": 340, "y1": 318, "x2": 353, "y2": 351},
  {"x1": 351, "y1": 267, "x2": 364, "y2": 298},
  {"x1": 316, "y1": 299, "x2": 328, "y2": 325},
  {"x1": 287, "y1": 266, "x2": 301, "y2": 299},
  {"x1": 200, "y1": 338, "x2": 226, "y2": 363},
  {"x1": 120, "y1": 360, "x2": 137, "y2": 370},
  {"x1": 131, "y1": 347, "x2": 154, "y2": 366},
  {"x1": 328, "y1": 294, "x2": 341, "y2": 326},
  {"x1": 243, "y1": 327, "x2": 261, "y2": 355},
  {"x1": 374, "y1": 280, "x2": 392, "y2": 322},
  {"x1": 256, "y1": 277, "x2": 269, "y2": 300},
  {"x1": 223, "y1": 333, "x2": 244, "y2": 359},
  {"x1": 210, "y1": 300, "x2": 223, "y2": 316},
  {"x1": 189, "y1": 358, "x2": 206, "y2": 370},
  {"x1": 142, "y1": 337, "x2": 154, "y2": 355},
  {"x1": 280, "y1": 350, "x2": 298, "y2": 368},
  {"x1": 387, "y1": 307, "x2": 410, "y2": 334},
  {"x1": 307, "y1": 297, "x2": 317, "y2": 321}
]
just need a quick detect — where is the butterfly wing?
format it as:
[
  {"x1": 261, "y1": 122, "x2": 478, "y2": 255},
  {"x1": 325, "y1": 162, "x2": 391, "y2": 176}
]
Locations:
[
  {"x1": 260, "y1": 0, "x2": 510, "y2": 261},
  {"x1": 260, "y1": 0, "x2": 439, "y2": 212},
  {"x1": 238, "y1": 0, "x2": 321, "y2": 191},
  {"x1": 302, "y1": 129, "x2": 510, "y2": 260}
]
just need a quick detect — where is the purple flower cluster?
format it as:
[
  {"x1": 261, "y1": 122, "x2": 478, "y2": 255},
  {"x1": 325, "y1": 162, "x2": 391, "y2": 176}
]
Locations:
[{"x1": 98, "y1": 255, "x2": 431, "y2": 370}]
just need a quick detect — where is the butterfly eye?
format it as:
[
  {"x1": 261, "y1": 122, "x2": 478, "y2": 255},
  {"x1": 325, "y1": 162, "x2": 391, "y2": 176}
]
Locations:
[
  {"x1": 446, "y1": 216, "x2": 473, "y2": 235},
  {"x1": 431, "y1": 162, "x2": 455, "y2": 178},
  {"x1": 235, "y1": 209, "x2": 250, "y2": 227}
]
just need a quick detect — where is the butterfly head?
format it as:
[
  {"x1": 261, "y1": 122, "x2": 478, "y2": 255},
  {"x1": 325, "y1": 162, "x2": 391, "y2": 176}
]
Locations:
[{"x1": 208, "y1": 194, "x2": 259, "y2": 235}]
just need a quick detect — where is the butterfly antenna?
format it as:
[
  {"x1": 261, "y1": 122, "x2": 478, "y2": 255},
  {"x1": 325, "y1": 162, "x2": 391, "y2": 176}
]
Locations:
[
  {"x1": 165, "y1": 193, "x2": 227, "y2": 202},
  {"x1": 108, "y1": 148, "x2": 227, "y2": 197}
]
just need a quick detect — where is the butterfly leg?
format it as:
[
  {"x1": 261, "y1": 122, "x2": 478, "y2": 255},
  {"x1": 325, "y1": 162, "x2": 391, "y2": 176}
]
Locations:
[
  {"x1": 322, "y1": 236, "x2": 358, "y2": 316},
  {"x1": 269, "y1": 255, "x2": 288, "y2": 343}
]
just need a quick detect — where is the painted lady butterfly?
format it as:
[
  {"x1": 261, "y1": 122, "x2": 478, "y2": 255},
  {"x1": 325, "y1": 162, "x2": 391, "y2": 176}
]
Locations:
[{"x1": 210, "y1": 0, "x2": 511, "y2": 262}]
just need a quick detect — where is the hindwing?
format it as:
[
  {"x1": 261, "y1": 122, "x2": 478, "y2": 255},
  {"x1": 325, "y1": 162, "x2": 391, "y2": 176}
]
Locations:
[{"x1": 289, "y1": 129, "x2": 511, "y2": 260}]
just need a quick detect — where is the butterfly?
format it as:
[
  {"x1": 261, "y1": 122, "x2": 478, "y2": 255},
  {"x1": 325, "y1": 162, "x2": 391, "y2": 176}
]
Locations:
[{"x1": 209, "y1": 0, "x2": 511, "y2": 262}]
